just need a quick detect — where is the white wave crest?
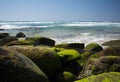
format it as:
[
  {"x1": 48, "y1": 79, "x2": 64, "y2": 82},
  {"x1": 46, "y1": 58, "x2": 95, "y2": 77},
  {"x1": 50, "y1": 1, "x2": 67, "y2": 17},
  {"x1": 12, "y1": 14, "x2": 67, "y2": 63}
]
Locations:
[
  {"x1": 0, "y1": 24, "x2": 51, "y2": 29},
  {"x1": 63, "y1": 22, "x2": 120, "y2": 27},
  {"x1": 0, "y1": 25, "x2": 30, "y2": 29},
  {"x1": 0, "y1": 21, "x2": 54, "y2": 25}
]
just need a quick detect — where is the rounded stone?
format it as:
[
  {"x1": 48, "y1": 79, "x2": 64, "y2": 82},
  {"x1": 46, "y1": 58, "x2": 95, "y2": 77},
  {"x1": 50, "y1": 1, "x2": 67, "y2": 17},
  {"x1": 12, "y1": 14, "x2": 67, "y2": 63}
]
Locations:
[{"x1": 0, "y1": 47, "x2": 49, "y2": 82}]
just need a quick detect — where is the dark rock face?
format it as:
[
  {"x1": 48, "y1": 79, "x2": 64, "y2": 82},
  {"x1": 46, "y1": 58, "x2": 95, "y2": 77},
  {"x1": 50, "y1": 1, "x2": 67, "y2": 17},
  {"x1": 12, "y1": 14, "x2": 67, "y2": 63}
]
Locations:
[
  {"x1": 16, "y1": 32, "x2": 26, "y2": 38},
  {"x1": 0, "y1": 47, "x2": 49, "y2": 82},
  {"x1": 26, "y1": 37, "x2": 55, "y2": 46},
  {"x1": 55, "y1": 43, "x2": 84, "y2": 49},
  {"x1": 0, "y1": 33, "x2": 9, "y2": 39},
  {"x1": 0, "y1": 36, "x2": 18, "y2": 46}
]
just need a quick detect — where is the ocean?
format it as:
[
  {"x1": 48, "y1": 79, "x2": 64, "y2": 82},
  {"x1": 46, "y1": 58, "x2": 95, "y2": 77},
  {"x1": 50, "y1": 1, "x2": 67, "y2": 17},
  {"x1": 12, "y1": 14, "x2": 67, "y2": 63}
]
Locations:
[{"x1": 0, "y1": 21, "x2": 120, "y2": 45}]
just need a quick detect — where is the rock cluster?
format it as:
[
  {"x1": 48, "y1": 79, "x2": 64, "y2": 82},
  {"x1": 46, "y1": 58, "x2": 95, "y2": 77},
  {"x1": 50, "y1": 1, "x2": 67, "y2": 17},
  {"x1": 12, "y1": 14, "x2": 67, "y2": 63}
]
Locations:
[{"x1": 0, "y1": 32, "x2": 120, "y2": 82}]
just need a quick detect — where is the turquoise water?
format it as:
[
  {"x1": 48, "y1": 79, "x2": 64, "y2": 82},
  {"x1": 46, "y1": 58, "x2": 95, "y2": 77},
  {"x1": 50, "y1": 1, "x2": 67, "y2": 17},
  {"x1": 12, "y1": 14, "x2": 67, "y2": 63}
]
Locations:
[{"x1": 0, "y1": 21, "x2": 120, "y2": 44}]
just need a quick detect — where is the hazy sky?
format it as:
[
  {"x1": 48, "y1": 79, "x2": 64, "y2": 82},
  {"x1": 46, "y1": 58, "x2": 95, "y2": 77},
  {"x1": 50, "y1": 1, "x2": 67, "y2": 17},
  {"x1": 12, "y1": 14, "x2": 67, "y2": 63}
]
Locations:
[{"x1": 0, "y1": 0, "x2": 120, "y2": 21}]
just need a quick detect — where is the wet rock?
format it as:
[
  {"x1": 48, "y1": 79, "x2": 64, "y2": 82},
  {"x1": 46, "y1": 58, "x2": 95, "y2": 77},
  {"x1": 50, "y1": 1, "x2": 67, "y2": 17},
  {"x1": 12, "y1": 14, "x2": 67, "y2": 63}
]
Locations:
[
  {"x1": 0, "y1": 47, "x2": 49, "y2": 82},
  {"x1": 16, "y1": 32, "x2": 26, "y2": 38},
  {"x1": 26, "y1": 37, "x2": 55, "y2": 46},
  {"x1": 0, "y1": 33, "x2": 9, "y2": 39},
  {"x1": 0, "y1": 36, "x2": 18, "y2": 46}
]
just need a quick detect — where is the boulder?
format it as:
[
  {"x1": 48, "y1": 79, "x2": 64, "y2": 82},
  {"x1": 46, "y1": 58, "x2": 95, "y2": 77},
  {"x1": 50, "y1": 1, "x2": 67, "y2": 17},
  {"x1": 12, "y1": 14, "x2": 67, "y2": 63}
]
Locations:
[
  {"x1": 98, "y1": 47, "x2": 120, "y2": 56},
  {"x1": 57, "y1": 49, "x2": 81, "y2": 75},
  {"x1": 0, "y1": 47, "x2": 49, "y2": 82},
  {"x1": 85, "y1": 43, "x2": 103, "y2": 52},
  {"x1": 16, "y1": 32, "x2": 26, "y2": 38},
  {"x1": 0, "y1": 36, "x2": 18, "y2": 46},
  {"x1": 0, "y1": 33, "x2": 9, "y2": 39},
  {"x1": 26, "y1": 37, "x2": 55, "y2": 46},
  {"x1": 58, "y1": 49, "x2": 81, "y2": 62},
  {"x1": 75, "y1": 72, "x2": 120, "y2": 82},
  {"x1": 55, "y1": 43, "x2": 84, "y2": 53},
  {"x1": 8, "y1": 46, "x2": 62, "y2": 81},
  {"x1": 78, "y1": 56, "x2": 120, "y2": 78},
  {"x1": 77, "y1": 52, "x2": 92, "y2": 66},
  {"x1": 102, "y1": 39, "x2": 120, "y2": 47}
]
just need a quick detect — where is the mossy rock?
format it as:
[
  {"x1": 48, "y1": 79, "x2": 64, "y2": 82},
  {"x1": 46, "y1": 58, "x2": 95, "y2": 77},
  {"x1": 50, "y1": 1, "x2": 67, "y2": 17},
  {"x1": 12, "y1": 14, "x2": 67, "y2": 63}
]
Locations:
[
  {"x1": 8, "y1": 46, "x2": 62, "y2": 80},
  {"x1": 0, "y1": 36, "x2": 18, "y2": 46},
  {"x1": 78, "y1": 56, "x2": 120, "y2": 78},
  {"x1": 77, "y1": 52, "x2": 92, "y2": 66},
  {"x1": 85, "y1": 43, "x2": 103, "y2": 52},
  {"x1": 58, "y1": 49, "x2": 81, "y2": 62},
  {"x1": 0, "y1": 47, "x2": 49, "y2": 82},
  {"x1": 55, "y1": 43, "x2": 84, "y2": 53},
  {"x1": 55, "y1": 43, "x2": 84, "y2": 49},
  {"x1": 26, "y1": 37, "x2": 55, "y2": 46},
  {"x1": 0, "y1": 33, "x2": 9, "y2": 39},
  {"x1": 50, "y1": 47, "x2": 65, "y2": 52},
  {"x1": 5, "y1": 40, "x2": 34, "y2": 46},
  {"x1": 16, "y1": 32, "x2": 26, "y2": 38},
  {"x1": 102, "y1": 39, "x2": 120, "y2": 47},
  {"x1": 56, "y1": 71, "x2": 76, "y2": 82},
  {"x1": 57, "y1": 49, "x2": 81, "y2": 75},
  {"x1": 75, "y1": 72, "x2": 120, "y2": 82},
  {"x1": 51, "y1": 47, "x2": 82, "y2": 75}
]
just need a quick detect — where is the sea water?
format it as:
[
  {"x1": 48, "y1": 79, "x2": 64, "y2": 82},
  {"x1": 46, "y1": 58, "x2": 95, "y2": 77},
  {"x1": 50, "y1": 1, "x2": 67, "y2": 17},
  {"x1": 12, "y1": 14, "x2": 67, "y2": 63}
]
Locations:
[{"x1": 0, "y1": 21, "x2": 120, "y2": 45}]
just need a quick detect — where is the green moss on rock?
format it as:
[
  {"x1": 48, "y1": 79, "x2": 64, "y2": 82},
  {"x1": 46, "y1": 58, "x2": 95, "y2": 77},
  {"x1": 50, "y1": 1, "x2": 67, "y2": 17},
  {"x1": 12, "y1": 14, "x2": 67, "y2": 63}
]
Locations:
[
  {"x1": 75, "y1": 72, "x2": 120, "y2": 82},
  {"x1": 26, "y1": 37, "x2": 55, "y2": 46},
  {"x1": 0, "y1": 36, "x2": 18, "y2": 46},
  {"x1": 50, "y1": 47, "x2": 65, "y2": 52},
  {"x1": 5, "y1": 40, "x2": 34, "y2": 46},
  {"x1": 55, "y1": 43, "x2": 84, "y2": 53},
  {"x1": 0, "y1": 47, "x2": 49, "y2": 82},
  {"x1": 77, "y1": 52, "x2": 92, "y2": 66},
  {"x1": 58, "y1": 49, "x2": 80, "y2": 61},
  {"x1": 85, "y1": 43, "x2": 103, "y2": 52},
  {"x1": 7, "y1": 46, "x2": 62, "y2": 80},
  {"x1": 56, "y1": 71, "x2": 76, "y2": 82},
  {"x1": 78, "y1": 56, "x2": 120, "y2": 79},
  {"x1": 51, "y1": 47, "x2": 82, "y2": 76}
]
